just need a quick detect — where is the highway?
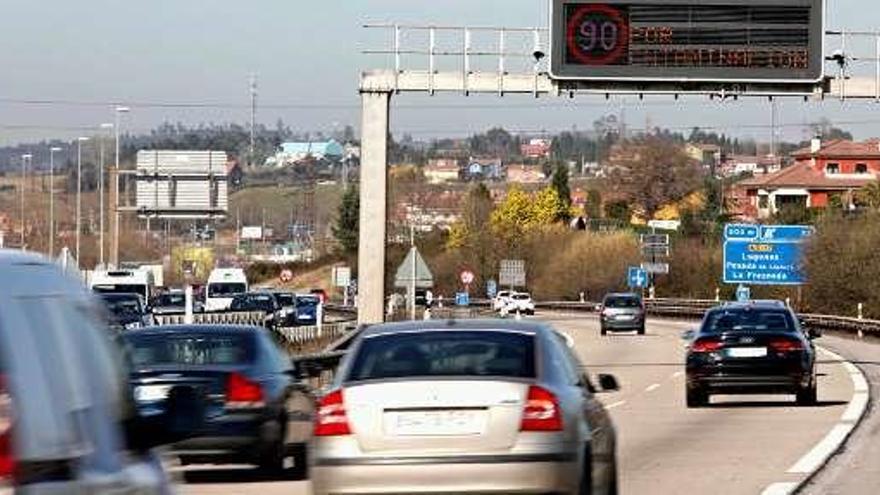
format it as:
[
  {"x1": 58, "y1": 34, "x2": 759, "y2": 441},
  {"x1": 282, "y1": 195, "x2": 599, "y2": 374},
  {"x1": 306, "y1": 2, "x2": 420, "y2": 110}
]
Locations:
[{"x1": 171, "y1": 313, "x2": 873, "y2": 495}]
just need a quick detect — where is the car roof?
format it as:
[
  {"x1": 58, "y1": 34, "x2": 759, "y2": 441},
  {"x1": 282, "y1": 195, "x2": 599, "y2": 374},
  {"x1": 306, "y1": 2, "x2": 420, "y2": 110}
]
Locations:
[
  {"x1": 361, "y1": 319, "x2": 546, "y2": 338},
  {"x1": 125, "y1": 324, "x2": 264, "y2": 336},
  {"x1": 605, "y1": 292, "x2": 641, "y2": 298},
  {"x1": 0, "y1": 249, "x2": 53, "y2": 268},
  {"x1": 717, "y1": 300, "x2": 790, "y2": 311}
]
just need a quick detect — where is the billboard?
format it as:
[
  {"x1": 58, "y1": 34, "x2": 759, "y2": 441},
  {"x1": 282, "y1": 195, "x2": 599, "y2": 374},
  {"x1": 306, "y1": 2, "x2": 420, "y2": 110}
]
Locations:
[
  {"x1": 723, "y1": 224, "x2": 813, "y2": 285},
  {"x1": 135, "y1": 150, "x2": 229, "y2": 219},
  {"x1": 550, "y1": 0, "x2": 824, "y2": 83}
]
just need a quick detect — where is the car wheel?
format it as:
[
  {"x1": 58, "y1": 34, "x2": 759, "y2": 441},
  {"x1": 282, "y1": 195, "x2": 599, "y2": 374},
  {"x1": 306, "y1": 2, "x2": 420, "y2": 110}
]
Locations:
[
  {"x1": 527, "y1": 310, "x2": 535, "y2": 316},
  {"x1": 601, "y1": 325, "x2": 608, "y2": 336},
  {"x1": 257, "y1": 422, "x2": 286, "y2": 477},
  {"x1": 289, "y1": 444, "x2": 308, "y2": 481},
  {"x1": 577, "y1": 445, "x2": 593, "y2": 495},
  {"x1": 686, "y1": 388, "x2": 708, "y2": 408},
  {"x1": 796, "y1": 383, "x2": 818, "y2": 406},
  {"x1": 607, "y1": 455, "x2": 619, "y2": 495},
  {"x1": 637, "y1": 325, "x2": 646, "y2": 335}
]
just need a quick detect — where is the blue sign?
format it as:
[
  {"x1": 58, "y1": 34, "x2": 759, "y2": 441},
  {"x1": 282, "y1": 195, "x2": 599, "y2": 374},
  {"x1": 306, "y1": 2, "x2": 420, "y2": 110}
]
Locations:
[
  {"x1": 627, "y1": 266, "x2": 648, "y2": 289},
  {"x1": 736, "y1": 285, "x2": 751, "y2": 303},
  {"x1": 723, "y1": 224, "x2": 812, "y2": 286},
  {"x1": 455, "y1": 292, "x2": 470, "y2": 307},
  {"x1": 486, "y1": 280, "x2": 498, "y2": 299}
]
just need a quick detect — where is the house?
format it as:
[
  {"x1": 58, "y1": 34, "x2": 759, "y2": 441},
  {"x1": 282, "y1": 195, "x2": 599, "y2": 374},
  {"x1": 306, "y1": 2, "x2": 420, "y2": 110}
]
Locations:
[
  {"x1": 520, "y1": 138, "x2": 552, "y2": 159},
  {"x1": 506, "y1": 164, "x2": 546, "y2": 184},
  {"x1": 271, "y1": 140, "x2": 344, "y2": 166},
  {"x1": 424, "y1": 158, "x2": 461, "y2": 184},
  {"x1": 686, "y1": 143, "x2": 721, "y2": 166},
  {"x1": 737, "y1": 139, "x2": 880, "y2": 219},
  {"x1": 463, "y1": 158, "x2": 504, "y2": 181},
  {"x1": 723, "y1": 155, "x2": 783, "y2": 177}
]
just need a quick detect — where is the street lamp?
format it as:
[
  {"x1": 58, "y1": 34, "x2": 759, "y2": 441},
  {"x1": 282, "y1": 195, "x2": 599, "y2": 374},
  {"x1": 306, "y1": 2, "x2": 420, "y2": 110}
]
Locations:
[
  {"x1": 112, "y1": 106, "x2": 130, "y2": 268},
  {"x1": 76, "y1": 136, "x2": 89, "y2": 267},
  {"x1": 20, "y1": 154, "x2": 32, "y2": 250},
  {"x1": 49, "y1": 146, "x2": 62, "y2": 257},
  {"x1": 99, "y1": 123, "x2": 114, "y2": 267}
]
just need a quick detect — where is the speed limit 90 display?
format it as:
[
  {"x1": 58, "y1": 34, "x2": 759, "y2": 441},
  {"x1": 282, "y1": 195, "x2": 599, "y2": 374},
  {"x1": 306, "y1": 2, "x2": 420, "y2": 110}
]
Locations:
[{"x1": 552, "y1": 0, "x2": 824, "y2": 82}]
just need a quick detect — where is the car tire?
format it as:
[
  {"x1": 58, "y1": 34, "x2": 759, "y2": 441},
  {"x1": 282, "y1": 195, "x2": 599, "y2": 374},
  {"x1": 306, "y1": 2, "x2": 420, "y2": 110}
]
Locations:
[
  {"x1": 577, "y1": 445, "x2": 593, "y2": 495},
  {"x1": 601, "y1": 325, "x2": 608, "y2": 336},
  {"x1": 608, "y1": 455, "x2": 619, "y2": 495},
  {"x1": 686, "y1": 388, "x2": 709, "y2": 408},
  {"x1": 257, "y1": 421, "x2": 286, "y2": 477},
  {"x1": 289, "y1": 444, "x2": 308, "y2": 481},
  {"x1": 637, "y1": 325, "x2": 646, "y2": 335},
  {"x1": 796, "y1": 383, "x2": 818, "y2": 406}
]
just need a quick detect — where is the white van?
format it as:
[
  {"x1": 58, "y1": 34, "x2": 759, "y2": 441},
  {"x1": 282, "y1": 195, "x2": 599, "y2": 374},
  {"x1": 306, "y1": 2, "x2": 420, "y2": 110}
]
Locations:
[
  {"x1": 90, "y1": 268, "x2": 155, "y2": 302},
  {"x1": 205, "y1": 268, "x2": 248, "y2": 312}
]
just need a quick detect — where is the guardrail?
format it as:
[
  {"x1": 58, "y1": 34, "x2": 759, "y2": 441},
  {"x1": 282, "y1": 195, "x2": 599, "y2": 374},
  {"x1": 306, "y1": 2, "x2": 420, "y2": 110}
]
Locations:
[{"x1": 153, "y1": 310, "x2": 268, "y2": 326}]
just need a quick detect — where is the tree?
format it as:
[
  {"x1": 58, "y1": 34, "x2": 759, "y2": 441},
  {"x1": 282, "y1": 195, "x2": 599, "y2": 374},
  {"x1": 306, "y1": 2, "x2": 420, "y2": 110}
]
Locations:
[
  {"x1": 491, "y1": 185, "x2": 538, "y2": 252},
  {"x1": 857, "y1": 181, "x2": 880, "y2": 211},
  {"x1": 604, "y1": 200, "x2": 631, "y2": 223},
  {"x1": 585, "y1": 189, "x2": 602, "y2": 218},
  {"x1": 551, "y1": 163, "x2": 572, "y2": 218},
  {"x1": 450, "y1": 183, "x2": 498, "y2": 291},
  {"x1": 333, "y1": 186, "x2": 359, "y2": 256},
  {"x1": 609, "y1": 136, "x2": 703, "y2": 220},
  {"x1": 533, "y1": 187, "x2": 567, "y2": 224}
]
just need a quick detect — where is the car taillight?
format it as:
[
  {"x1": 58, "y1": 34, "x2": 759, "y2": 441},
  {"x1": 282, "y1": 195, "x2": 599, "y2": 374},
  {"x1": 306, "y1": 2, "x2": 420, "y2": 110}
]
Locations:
[
  {"x1": 0, "y1": 374, "x2": 15, "y2": 482},
  {"x1": 520, "y1": 385, "x2": 563, "y2": 432},
  {"x1": 226, "y1": 372, "x2": 265, "y2": 408},
  {"x1": 315, "y1": 389, "x2": 351, "y2": 436},
  {"x1": 691, "y1": 338, "x2": 724, "y2": 353},
  {"x1": 769, "y1": 338, "x2": 804, "y2": 353}
]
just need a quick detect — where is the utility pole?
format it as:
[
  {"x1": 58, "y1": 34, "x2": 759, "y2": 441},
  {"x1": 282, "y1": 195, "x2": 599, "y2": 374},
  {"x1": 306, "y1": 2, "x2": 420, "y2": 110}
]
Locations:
[
  {"x1": 75, "y1": 137, "x2": 89, "y2": 267},
  {"x1": 49, "y1": 147, "x2": 61, "y2": 257},
  {"x1": 410, "y1": 224, "x2": 417, "y2": 321},
  {"x1": 249, "y1": 73, "x2": 257, "y2": 167},
  {"x1": 20, "y1": 154, "x2": 32, "y2": 250},
  {"x1": 770, "y1": 98, "x2": 778, "y2": 158},
  {"x1": 112, "y1": 106, "x2": 130, "y2": 268},
  {"x1": 99, "y1": 123, "x2": 113, "y2": 267}
]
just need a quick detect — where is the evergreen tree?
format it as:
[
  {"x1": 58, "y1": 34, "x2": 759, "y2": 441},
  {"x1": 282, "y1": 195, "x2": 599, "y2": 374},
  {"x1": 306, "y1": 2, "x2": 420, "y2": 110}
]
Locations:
[
  {"x1": 333, "y1": 186, "x2": 360, "y2": 256},
  {"x1": 551, "y1": 163, "x2": 572, "y2": 218}
]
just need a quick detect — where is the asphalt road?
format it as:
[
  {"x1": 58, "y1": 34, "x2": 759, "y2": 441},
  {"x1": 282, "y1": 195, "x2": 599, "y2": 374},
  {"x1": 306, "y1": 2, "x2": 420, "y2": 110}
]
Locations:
[{"x1": 172, "y1": 314, "x2": 862, "y2": 495}]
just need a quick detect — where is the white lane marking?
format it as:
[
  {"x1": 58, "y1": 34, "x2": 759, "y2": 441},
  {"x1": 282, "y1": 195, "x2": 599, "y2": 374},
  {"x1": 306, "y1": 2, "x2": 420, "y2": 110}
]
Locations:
[
  {"x1": 672, "y1": 371, "x2": 684, "y2": 378},
  {"x1": 645, "y1": 383, "x2": 661, "y2": 392},
  {"x1": 842, "y1": 392, "x2": 869, "y2": 423},
  {"x1": 787, "y1": 423, "x2": 856, "y2": 474},
  {"x1": 822, "y1": 348, "x2": 845, "y2": 361},
  {"x1": 760, "y1": 482, "x2": 798, "y2": 495},
  {"x1": 605, "y1": 400, "x2": 626, "y2": 410},
  {"x1": 841, "y1": 361, "x2": 859, "y2": 375},
  {"x1": 850, "y1": 370, "x2": 869, "y2": 393}
]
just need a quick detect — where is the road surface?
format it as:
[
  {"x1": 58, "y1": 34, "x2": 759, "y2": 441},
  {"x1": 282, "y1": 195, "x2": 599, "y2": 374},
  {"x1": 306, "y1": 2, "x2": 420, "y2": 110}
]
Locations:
[{"x1": 171, "y1": 314, "x2": 867, "y2": 495}]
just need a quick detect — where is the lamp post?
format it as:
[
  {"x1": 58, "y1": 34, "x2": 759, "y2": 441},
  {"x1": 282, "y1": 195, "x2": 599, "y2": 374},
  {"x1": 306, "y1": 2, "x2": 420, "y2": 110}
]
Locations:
[
  {"x1": 99, "y1": 123, "x2": 114, "y2": 267},
  {"x1": 20, "y1": 154, "x2": 32, "y2": 250},
  {"x1": 49, "y1": 146, "x2": 62, "y2": 257},
  {"x1": 75, "y1": 137, "x2": 89, "y2": 267},
  {"x1": 112, "y1": 106, "x2": 130, "y2": 268}
]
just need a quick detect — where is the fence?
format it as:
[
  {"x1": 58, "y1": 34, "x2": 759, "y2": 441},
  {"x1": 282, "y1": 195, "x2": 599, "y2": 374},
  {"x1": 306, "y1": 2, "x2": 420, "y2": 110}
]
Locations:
[{"x1": 153, "y1": 310, "x2": 267, "y2": 326}]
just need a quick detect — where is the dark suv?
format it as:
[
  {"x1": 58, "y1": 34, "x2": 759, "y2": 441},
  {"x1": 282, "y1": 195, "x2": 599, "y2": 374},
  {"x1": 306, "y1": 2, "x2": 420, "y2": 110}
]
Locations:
[
  {"x1": 685, "y1": 301, "x2": 820, "y2": 408},
  {"x1": 599, "y1": 293, "x2": 646, "y2": 335}
]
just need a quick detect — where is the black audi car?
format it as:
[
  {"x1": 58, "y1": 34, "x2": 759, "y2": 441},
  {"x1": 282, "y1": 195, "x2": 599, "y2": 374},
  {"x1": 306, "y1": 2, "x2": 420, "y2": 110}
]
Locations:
[
  {"x1": 121, "y1": 325, "x2": 314, "y2": 478},
  {"x1": 685, "y1": 301, "x2": 821, "y2": 408}
]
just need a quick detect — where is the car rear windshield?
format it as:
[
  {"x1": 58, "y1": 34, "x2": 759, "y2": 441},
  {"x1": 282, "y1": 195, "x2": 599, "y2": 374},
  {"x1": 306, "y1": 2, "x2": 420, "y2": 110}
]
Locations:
[
  {"x1": 156, "y1": 294, "x2": 185, "y2": 306},
  {"x1": 124, "y1": 333, "x2": 255, "y2": 366},
  {"x1": 703, "y1": 309, "x2": 795, "y2": 334},
  {"x1": 346, "y1": 330, "x2": 536, "y2": 381},
  {"x1": 512, "y1": 294, "x2": 530, "y2": 300},
  {"x1": 208, "y1": 283, "x2": 246, "y2": 297},
  {"x1": 275, "y1": 294, "x2": 295, "y2": 306},
  {"x1": 296, "y1": 296, "x2": 320, "y2": 306},
  {"x1": 605, "y1": 296, "x2": 641, "y2": 308},
  {"x1": 100, "y1": 294, "x2": 143, "y2": 315}
]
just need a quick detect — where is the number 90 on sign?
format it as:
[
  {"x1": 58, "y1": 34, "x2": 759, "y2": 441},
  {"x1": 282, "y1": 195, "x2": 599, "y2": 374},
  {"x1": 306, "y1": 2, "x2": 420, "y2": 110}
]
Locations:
[{"x1": 566, "y1": 4, "x2": 629, "y2": 65}]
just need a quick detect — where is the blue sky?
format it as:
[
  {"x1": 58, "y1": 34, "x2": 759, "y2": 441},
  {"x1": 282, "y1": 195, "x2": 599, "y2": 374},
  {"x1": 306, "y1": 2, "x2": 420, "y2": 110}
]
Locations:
[{"x1": 0, "y1": 0, "x2": 877, "y2": 145}]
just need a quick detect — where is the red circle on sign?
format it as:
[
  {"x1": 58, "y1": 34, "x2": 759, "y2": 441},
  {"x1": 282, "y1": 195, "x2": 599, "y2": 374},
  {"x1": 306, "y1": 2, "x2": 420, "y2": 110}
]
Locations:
[
  {"x1": 460, "y1": 270, "x2": 475, "y2": 285},
  {"x1": 280, "y1": 269, "x2": 293, "y2": 283},
  {"x1": 566, "y1": 4, "x2": 629, "y2": 66}
]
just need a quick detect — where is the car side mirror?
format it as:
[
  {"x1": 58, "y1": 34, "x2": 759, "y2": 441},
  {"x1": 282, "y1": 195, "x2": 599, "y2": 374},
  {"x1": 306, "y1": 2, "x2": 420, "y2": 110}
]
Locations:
[
  {"x1": 681, "y1": 329, "x2": 696, "y2": 341},
  {"x1": 597, "y1": 374, "x2": 620, "y2": 393}
]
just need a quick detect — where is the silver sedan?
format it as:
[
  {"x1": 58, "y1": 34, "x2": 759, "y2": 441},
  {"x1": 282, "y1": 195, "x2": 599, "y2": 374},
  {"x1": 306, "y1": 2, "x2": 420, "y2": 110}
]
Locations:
[{"x1": 311, "y1": 320, "x2": 621, "y2": 495}]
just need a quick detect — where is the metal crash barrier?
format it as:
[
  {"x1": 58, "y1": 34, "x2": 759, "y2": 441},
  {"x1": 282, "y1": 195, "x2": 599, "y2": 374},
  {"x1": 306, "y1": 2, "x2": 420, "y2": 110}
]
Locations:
[{"x1": 153, "y1": 310, "x2": 268, "y2": 326}]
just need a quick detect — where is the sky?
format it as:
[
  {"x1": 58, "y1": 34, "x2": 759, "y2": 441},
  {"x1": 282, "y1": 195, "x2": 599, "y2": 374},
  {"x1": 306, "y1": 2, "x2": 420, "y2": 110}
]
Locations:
[{"x1": 1, "y1": 0, "x2": 878, "y2": 146}]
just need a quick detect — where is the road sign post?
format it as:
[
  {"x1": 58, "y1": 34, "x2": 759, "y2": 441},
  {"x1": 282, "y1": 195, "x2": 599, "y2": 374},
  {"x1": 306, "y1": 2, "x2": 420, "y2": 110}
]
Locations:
[
  {"x1": 500, "y1": 260, "x2": 526, "y2": 290},
  {"x1": 627, "y1": 266, "x2": 648, "y2": 289}
]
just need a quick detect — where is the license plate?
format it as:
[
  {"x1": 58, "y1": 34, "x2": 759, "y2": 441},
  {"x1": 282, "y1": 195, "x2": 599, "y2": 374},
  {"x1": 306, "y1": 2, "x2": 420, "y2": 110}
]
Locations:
[
  {"x1": 384, "y1": 410, "x2": 486, "y2": 436},
  {"x1": 616, "y1": 314, "x2": 635, "y2": 321},
  {"x1": 726, "y1": 347, "x2": 768, "y2": 358},
  {"x1": 134, "y1": 384, "x2": 172, "y2": 402}
]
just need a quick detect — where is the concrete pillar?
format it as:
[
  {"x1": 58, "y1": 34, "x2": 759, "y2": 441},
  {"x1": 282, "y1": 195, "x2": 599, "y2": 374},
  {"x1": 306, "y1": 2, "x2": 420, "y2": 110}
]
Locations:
[{"x1": 357, "y1": 90, "x2": 391, "y2": 325}]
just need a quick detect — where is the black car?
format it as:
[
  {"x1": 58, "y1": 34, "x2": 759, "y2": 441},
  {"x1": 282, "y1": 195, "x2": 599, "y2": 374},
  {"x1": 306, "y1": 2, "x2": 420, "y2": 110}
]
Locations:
[
  {"x1": 121, "y1": 325, "x2": 314, "y2": 477},
  {"x1": 231, "y1": 292, "x2": 283, "y2": 328},
  {"x1": 272, "y1": 291, "x2": 298, "y2": 326},
  {"x1": 151, "y1": 291, "x2": 205, "y2": 315},
  {"x1": 294, "y1": 294, "x2": 322, "y2": 326},
  {"x1": 599, "y1": 293, "x2": 646, "y2": 335},
  {"x1": 99, "y1": 292, "x2": 154, "y2": 330},
  {"x1": 685, "y1": 301, "x2": 821, "y2": 408}
]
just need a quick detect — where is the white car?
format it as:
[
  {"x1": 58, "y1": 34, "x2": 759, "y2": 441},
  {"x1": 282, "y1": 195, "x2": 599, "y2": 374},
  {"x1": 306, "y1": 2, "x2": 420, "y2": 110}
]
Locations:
[
  {"x1": 504, "y1": 292, "x2": 536, "y2": 315},
  {"x1": 493, "y1": 290, "x2": 513, "y2": 311}
]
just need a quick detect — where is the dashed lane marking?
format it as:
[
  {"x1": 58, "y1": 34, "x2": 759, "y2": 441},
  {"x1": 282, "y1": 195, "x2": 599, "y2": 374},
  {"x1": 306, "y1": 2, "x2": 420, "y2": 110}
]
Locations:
[{"x1": 645, "y1": 383, "x2": 661, "y2": 392}]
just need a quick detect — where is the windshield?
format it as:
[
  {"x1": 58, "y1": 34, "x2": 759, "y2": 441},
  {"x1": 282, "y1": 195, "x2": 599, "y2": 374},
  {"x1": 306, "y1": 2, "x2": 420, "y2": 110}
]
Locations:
[
  {"x1": 347, "y1": 330, "x2": 536, "y2": 381},
  {"x1": 124, "y1": 332, "x2": 255, "y2": 366},
  {"x1": 154, "y1": 293, "x2": 185, "y2": 307},
  {"x1": 703, "y1": 309, "x2": 795, "y2": 334},
  {"x1": 93, "y1": 284, "x2": 147, "y2": 298},
  {"x1": 296, "y1": 296, "x2": 320, "y2": 307},
  {"x1": 512, "y1": 294, "x2": 530, "y2": 300},
  {"x1": 208, "y1": 283, "x2": 247, "y2": 298},
  {"x1": 605, "y1": 296, "x2": 641, "y2": 308},
  {"x1": 100, "y1": 294, "x2": 143, "y2": 315},
  {"x1": 275, "y1": 294, "x2": 295, "y2": 306}
]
